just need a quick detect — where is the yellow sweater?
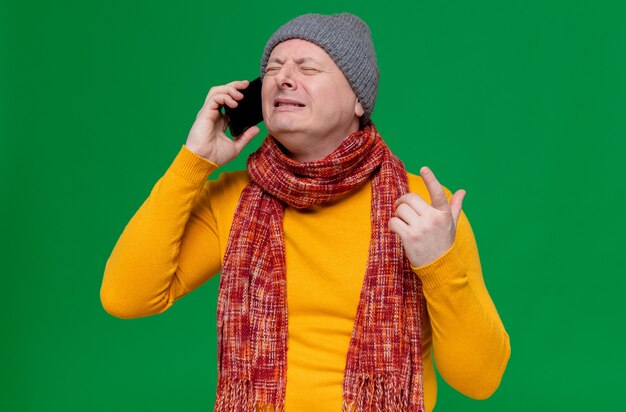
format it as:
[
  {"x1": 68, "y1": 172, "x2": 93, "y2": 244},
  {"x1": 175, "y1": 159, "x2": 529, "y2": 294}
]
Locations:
[{"x1": 101, "y1": 145, "x2": 510, "y2": 411}]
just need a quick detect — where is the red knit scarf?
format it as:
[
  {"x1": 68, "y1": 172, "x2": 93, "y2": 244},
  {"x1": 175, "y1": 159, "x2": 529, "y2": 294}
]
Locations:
[{"x1": 215, "y1": 125, "x2": 425, "y2": 411}]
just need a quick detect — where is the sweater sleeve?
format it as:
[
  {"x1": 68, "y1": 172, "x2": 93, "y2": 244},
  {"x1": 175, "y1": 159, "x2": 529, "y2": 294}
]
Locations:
[
  {"x1": 411, "y1": 206, "x2": 511, "y2": 400},
  {"x1": 100, "y1": 145, "x2": 223, "y2": 319}
]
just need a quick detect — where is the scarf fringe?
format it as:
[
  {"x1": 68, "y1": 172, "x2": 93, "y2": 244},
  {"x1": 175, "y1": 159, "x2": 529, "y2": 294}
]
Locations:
[
  {"x1": 214, "y1": 378, "x2": 284, "y2": 412},
  {"x1": 342, "y1": 374, "x2": 422, "y2": 412},
  {"x1": 214, "y1": 378, "x2": 252, "y2": 412}
]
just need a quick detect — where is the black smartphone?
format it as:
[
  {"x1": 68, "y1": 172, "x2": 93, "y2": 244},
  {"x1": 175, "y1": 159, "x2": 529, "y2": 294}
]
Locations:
[{"x1": 223, "y1": 77, "x2": 263, "y2": 137}]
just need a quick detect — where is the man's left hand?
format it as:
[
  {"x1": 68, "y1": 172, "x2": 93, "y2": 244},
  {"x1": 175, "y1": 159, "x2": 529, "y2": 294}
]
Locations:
[{"x1": 389, "y1": 166, "x2": 466, "y2": 268}]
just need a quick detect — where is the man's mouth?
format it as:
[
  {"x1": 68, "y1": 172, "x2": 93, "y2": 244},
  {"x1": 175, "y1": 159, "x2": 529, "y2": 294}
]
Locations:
[{"x1": 274, "y1": 99, "x2": 305, "y2": 108}]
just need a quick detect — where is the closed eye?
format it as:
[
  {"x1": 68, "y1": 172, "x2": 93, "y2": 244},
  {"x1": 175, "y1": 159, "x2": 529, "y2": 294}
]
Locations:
[{"x1": 301, "y1": 67, "x2": 320, "y2": 74}]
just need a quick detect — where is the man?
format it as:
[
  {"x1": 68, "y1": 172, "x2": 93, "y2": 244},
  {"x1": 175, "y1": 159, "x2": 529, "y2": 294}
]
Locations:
[{"x1": 101, "y1": 13, "x2": 510, "y2": 411}]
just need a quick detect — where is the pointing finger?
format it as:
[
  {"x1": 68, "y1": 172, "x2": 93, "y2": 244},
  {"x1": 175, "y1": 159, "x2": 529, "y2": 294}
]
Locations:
[{"x1": 420, "y1": 166, "x2": 449, "y2": 211}]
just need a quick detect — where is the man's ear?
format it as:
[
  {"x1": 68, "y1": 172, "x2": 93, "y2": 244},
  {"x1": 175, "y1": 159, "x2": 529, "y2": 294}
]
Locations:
[{"x1": 354, "y1": 99, "x2": 364, "y2": 117}]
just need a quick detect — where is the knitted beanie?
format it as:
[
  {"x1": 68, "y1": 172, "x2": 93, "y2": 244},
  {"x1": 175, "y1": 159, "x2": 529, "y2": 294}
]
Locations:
[{"x1": 260, "y1": 13, "x2": 379, "y2": 125}]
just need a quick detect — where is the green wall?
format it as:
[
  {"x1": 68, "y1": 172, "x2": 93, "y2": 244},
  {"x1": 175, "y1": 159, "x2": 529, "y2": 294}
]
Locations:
[{"x1": 2, "y1": 0, "x2": 624, "y2": 410}]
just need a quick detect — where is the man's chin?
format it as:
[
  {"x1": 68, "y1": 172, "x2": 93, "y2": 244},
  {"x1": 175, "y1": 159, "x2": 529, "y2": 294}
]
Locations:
[{"x1": 266, "y1": 122, "x2": 305, "y2": 138}]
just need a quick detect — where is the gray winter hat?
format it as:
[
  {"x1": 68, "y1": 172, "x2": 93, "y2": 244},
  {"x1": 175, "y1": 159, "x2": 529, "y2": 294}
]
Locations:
[{"x1": 260, "y1": 13, "x2": 379, "y2": 125}]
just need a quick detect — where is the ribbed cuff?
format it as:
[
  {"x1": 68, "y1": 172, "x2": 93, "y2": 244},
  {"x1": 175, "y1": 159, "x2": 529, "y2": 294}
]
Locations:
[
  {"x1": 410, "y1": 242, "x2": 467, "y2": 291},
  {"x1": 167, "y1": 145, "x2": 219, "y2": 185}
]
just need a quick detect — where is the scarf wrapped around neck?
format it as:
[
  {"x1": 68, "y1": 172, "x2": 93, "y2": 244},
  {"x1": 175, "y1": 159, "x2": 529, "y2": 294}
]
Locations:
[{"x1": 215, "y1": 125, "x2": 425, "y2": 411}]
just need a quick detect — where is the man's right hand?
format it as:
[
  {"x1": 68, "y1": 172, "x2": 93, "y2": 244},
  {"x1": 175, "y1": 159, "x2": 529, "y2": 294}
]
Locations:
[{"x1": 185, "y1": 80, "x2": 260, "y2": 165}]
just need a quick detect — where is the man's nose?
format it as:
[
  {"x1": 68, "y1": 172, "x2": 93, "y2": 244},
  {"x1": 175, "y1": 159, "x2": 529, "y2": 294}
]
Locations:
[{"x1": 275, "y1": 65, "x2": 297, "y2": 90}]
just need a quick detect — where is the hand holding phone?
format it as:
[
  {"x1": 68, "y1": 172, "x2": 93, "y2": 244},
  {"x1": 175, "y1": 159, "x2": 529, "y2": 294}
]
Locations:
[
  {"x1": 223, "y1": 77, "x2": 264, "y2": 137},
  {"x1": 185, "y1": 79, "x2": 260, "y2": 165}
]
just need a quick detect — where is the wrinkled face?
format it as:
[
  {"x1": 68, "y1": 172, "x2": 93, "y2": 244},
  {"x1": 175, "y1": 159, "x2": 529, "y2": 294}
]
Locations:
[{"x1": 262, "y1": 39, "x2": 364, "y2": 162}]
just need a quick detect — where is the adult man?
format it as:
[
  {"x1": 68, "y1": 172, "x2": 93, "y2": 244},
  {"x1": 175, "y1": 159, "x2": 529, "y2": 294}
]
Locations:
[{"x1": 101, "y1": 13, "x2": 510, "y2": 411}]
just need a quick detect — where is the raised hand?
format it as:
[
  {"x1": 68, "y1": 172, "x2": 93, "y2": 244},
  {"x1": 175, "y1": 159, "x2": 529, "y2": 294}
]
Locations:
[
  {"x1": 389, "y1": 166, "x2": 466, "y2": 268},
  {"x1": 185, "y1": 80, "x2": 260, "y2": 165}
]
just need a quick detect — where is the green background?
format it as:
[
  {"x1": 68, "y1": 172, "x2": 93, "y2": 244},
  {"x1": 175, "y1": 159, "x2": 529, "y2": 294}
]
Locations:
[{"x1": 2, "y1": 0, "x2": 625, "y2": 410}]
